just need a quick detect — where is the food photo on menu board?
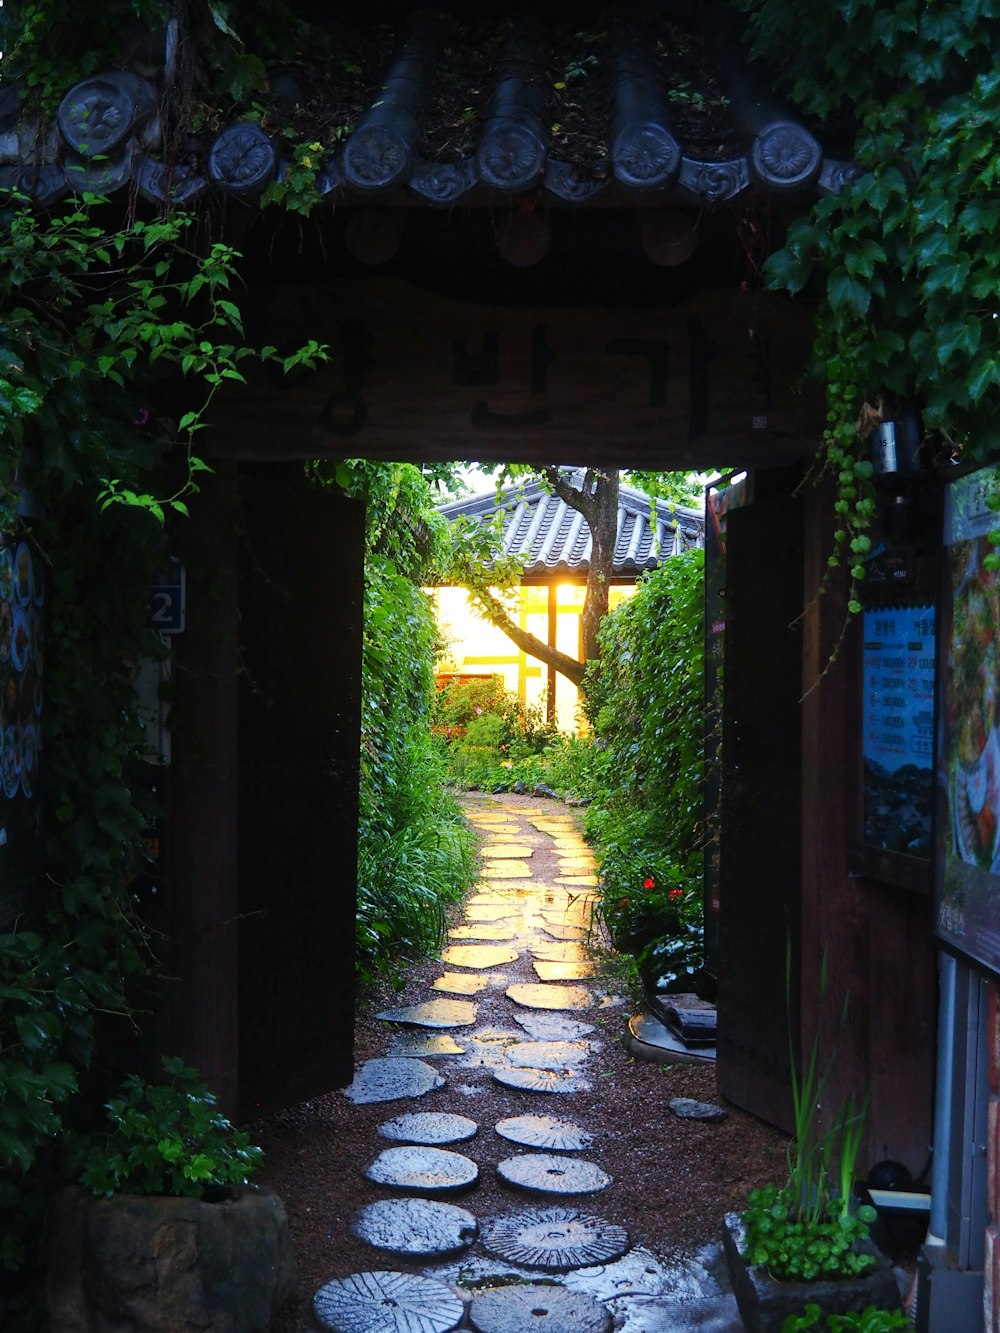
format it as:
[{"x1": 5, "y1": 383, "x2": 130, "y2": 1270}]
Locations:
[{"x1": 937, "y1": 465, "x2": 1000, "y2": 972}]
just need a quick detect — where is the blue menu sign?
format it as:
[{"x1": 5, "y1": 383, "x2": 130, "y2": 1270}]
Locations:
[{"x1": 862, "y1": 603, "x2": 935, "y2": 856}]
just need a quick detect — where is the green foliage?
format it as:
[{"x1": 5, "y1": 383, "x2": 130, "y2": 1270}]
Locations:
[
  {"x1": 66, "y1": 1056, "x2": 262, "y2": 1198},
  {"x1": 782, "y1": 1306, "x2": 909, "y2": 1333},
  {"x1": 583, "y1": 551, "x2": 705, "y2": 978},
  {"x1": 734, "y1": 0, "x2": 1000, "y2": 620},
  {"x1": 434, "y1": 676, "x2": 557, "y2": 758},
  {"x1": 742, "y1": 1184, "x2": 879, "y2": 1282}
]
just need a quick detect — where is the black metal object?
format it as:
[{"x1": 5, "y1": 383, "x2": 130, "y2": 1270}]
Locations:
[{"x1": 342, "y1": 31, "x2": 434, "y2": 193}]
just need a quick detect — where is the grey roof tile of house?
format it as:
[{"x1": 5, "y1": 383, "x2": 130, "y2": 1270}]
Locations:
[{"x1": 439, "y1": 472, "x2": 704, "y2": 578}]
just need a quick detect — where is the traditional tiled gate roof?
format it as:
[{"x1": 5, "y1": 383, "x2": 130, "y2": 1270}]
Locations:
[
  {"x1": 0, "y1": 5, "x2": 858, "y2": 215},
  {"x1": 439, "y1": 471, "x2": 704, "y2": 578}
]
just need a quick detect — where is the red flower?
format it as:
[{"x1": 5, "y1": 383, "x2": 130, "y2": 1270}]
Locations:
[
  {"x1": 669, "y1": 888, "x2": 683, "y2": 901},
  {"x1": 643, "y1": 877, "x2": 655, "y2": 890}
]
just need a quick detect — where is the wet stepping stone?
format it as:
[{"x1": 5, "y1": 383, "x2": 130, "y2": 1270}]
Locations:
[
  {"x1": 313, "y1": 1271, "x2": 463, "y2": 1333},
  {"x1": 377, "y1": 998, "x2": 478, "y2": 1029},
  {"x1": 432, "y1": 972, "x2": 490, "y2": 996},
  {"x1": 495, "y1": 1114, "x2": 594, "y2": 1152},
  {"x1": 344, "y1": 1059, "x2": 444, "y2": 1104},
  {"x1": 668, "y1": 1097, "x2": 728, "y2": 1122},
  {"x1": 497, "y1": 1153, "x2": 611, "y2": 1196},
  {"x1": 507, "y1": 983, "x2": 595, "y2": 1011},
  {"x1": 351, "y1": 1198, "x2": 478, "y2": 1260},
  {"x1": 469, "y1": 1282, "x2": 612, "y2": 1333},
  {"x1": 555, "y1": 876, "x2": 597, "y2": 887},
  {"x1": 378, "y1": 1111, "x2": 478, "y2": 1145},
  {"x1": 533, "y1": 960, "x2": 597, "y2": 982},
  {"x1": 529, "y1": 941, "x2": 587, "y2": 962},
  {"x1": 440, "y1": 944, "x2": 519, "y2": 970},
  {"x1": 364, "y1": 1145, "x2": 479, "y2": 1194},
  {"x1": 465, "y1": 906, "x2": 517, "y2": 921},
  {"x1": 492, "y1": 1067, "x2": 592, "y2": 1094},
  {"x1": 513, "y1": 1012, "x2": 595, "y2": 1041},
  {"x1": 507, "y1": 1040, "x2": 590, "y2": 1069},
  {"x1": 481, "y1": 844, "x2": 535, "y2": 858},
  {"x1": 482, "y1": 861, "x2": 533, "y2": 878},
  {"x1": 449, "y1": 923, "x2": 516, "y2": 941},
  {"x1": 482, "y1": 1207, "x2": 629, "y2": 1270},
  {"x1": 385, "y1": 1033, "x2": 466, "y2": 1059},
  {"x1": 541, "y1": 924, "x2": 587, "y2": 941},
  {"x1": 561, "y1": 1246, "x2": 674, "y2": 1302},
  {"x1": 457, "y1": 1027, "x2": 524, "y2": 1067},
  {"x1": 542, "y1": 910, "x2": 592, "y2": 927}
]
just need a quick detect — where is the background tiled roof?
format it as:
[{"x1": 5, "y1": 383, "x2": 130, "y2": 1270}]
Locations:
[{"x1": 439, "y1": 471, "x2": 704, "y2": 577}]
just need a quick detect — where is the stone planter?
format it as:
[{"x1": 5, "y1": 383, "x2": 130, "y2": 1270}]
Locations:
[
  {"x1": 722, "y1": 1213, "x2": 901, "y2": 1333},
  {"x1": 45, "y1": 1184, "x2": 296, "y2": 1333}
]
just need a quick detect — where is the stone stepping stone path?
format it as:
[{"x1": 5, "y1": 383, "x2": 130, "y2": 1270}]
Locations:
[
  {"x1": 492, "y1": 1066, "x2": 593, "y2": 1094},
  {"x1": 497, "y1": 1152, "x2": 612, "y2": 1196},
  {"x1": 384, "y1": 1033, "x2": 466, "y2": 1059},
  {"x1": 439, "y1": 944, "x2": 519, "y2": 970},
  {"x1": 494, "y1": 1114, "x2": 594, "y2": 1151},
  {"x1": 315, "y1": 796, "x2": 722, "y2": 1333},
  {"x1": 351, "y1": 1199, "x2": 478, "y2": 1259},
  {"x1": 343, "y1": 1058, "x2": 445, "y2": 1104},
  {"x1": 431, "y1": 972, "x2": 490, "y2": 996},
  {"x1": 468, "y1": 1282, "x2": 612, "y2": 1333},
  {"x1": 313, "y1": 1271, "x2": 463, "y2": 1333},
  {"x1": 507, "y1": 982, "x2": 596, "y2": 1010},
  {"x1": 364, "y1": 1146, "x2": 480, "y2": 1194},
  {"x1": 448, "y1": 922, "x2": 516, "y2": 940},
  {"x1": 377, "y1": 1112, "x2": 478, "y2": 1145},
  {"x1": 377, "y1": 998, "x2": 478, "y2": 1028},
  {"x1": 482, "y1": 1207, "x2": 630, "y2": 1270}
]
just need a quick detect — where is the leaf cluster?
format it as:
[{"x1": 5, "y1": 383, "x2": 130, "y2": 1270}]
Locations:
[
  {"x1": 781, "y1": 1304, "x2": 909, "y2": 1332},
  {"x1": 741, "y1": 1184, "x2": 879, "y2": 1282}
]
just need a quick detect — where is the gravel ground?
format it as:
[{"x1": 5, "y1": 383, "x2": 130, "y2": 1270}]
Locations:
[{"x1": 253, "y1": 794, "x2": 788, "y2": 1330}]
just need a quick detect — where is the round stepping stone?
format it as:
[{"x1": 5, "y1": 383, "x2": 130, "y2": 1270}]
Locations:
[
  {"x1": 432, "y1": 972, "x2": 489, "y2": 996},
  {"x1": 533, "y1": 960, "x2": 596, "y2": 982},
  {"x1": 530, "y1": 942, "x2": 587, "y2": 962},
  {"x1": 495, "y1": 1115, "x2": 593, "y2": 1152},
  {"x1": 482, "y1": 1208, "x2": 629, "y2": 1270},
  {"x1": 365, "y1": 1145, "x2": 480, "y2": 1194},
  {"x1": 351, "y1": 1198, "x2": 478, "y2": 1259},
  {"x1": 492, "y1": 1067, "x2": 592, "y2": 1094},
  {"x1": 507, "y1": 983, "x2": 595, "y2": 1011},
  {"x1": 378, "y1": 1112, "x2": 478, "y2": 1145},
  {"x1": 385, "y1": 1034, "x2": 465, "y2": 1059},
  {"x1": 507, "y1": 1040, "x2": 590, "y2": 1069},
  {"x1": 449, "y1": 923, "x2": 516, "y2": 941},
  {"x1": 513, "y1": 1012, "x2": 595, "y2": 1041},
  {"x1": 343, "y1": 1059, "x2": 444, "y2": 1104},
  {"x1": 482, "y1": 861, "x2": 533, "y2": 878},
  {"x1": 440, "y1": 944, "x2": 519, "y2": 970},
  {"x1": 469, "y1": 1282, "x2": 612, "y2": 1333},
  {"x1": 377, "y1": 998, "x2": 478, "y2": 1029},
  {"x1": 497, "y1": 1154, "x2": 611, "y2": 1196},
  {"x1": 313, "y1": 1271, "x2": 463, "y2": 1333},
  {"x1": 668, "y1": 1097, "x2": 728, "y2": 1122}
]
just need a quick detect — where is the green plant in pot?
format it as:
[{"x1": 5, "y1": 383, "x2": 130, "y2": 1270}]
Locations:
[
  {"x1": 46, "y1": 1057, "x2": 295, "y2": 1333},
  {"x1": 782, "y1": 1304, "x2": 910, "y2": 1332}
]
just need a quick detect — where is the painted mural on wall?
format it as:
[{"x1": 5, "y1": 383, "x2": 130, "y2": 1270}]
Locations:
[
  {"x1": 0, "y1": 534, "x2": 45, "y2": 929},
  {"x1": 937, "y1": 465, "x2": 1000, "y2": 972}
]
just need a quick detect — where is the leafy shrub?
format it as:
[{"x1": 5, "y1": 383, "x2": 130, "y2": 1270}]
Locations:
[
  {"x1": 582, "y1": 551, "x2": 705, "y2": 982},
  {"x1": 782, "y1": 1305, "x2": 908, "y2": 1332},
  {"x1": 66, "y1": 1056, "x2": 262, "y2": 1199},
  {"x1": 434, "y1": 675, "x2": 556, "y2": 757}
]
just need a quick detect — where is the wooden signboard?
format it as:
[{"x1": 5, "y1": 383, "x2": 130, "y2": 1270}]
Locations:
[{"x1": 216, "y1": 280, "x2": 823, "y2": 470}]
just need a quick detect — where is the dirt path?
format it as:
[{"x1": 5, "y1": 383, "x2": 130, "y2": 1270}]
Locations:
[{"x1": 256, "y1": 793, "x2": 787, "y2": 1330}]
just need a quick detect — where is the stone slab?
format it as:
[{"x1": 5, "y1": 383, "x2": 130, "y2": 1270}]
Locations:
[
  {"x1": 481, "y1": 861, "x2": 533, "y2": 878},
  {"x1": 351, "y1": 1198, "x2": 478, "y2": 1260},
  {"x1": 494, "y1": 1115, "x2": 594, "y2": 1152},
  {"x1": 513, "y1": 1012, "x2": 596, "y2": 1041},
  {"x1": 377, "y1": 1112, "x2": 478, "y2": 1146},
  {"x1": 497, "y1": 1153, "x2": 611, "y2": 1196},
  {"x1": 533, "y1": 959, "x2": 597, "y2": 982},
  {"x1": 507, "y1": 983, "x2": 595, "y2": 1011},
  {"x1": 482, "y1": 1208, "x2": 629, "y2": 1270},
  {"x1": 529, "y1": 942, "x2": 588, "y2": 962},
  {"x1": 541, "y1": 923, "x2": 587, "y2": 941},
  {"x1": 377, "y1": 999, "x2": 478, "y2": 1029},
  {"x1": 469, "y1": 1282, "x2": 612, "y2": 1333},
  {"x1": 384, "y1": 1034, "x2": 466, "y2": 1059},
  {"x1": 506, "y1": 1040, "x2": 591, "y2": 1069},
  {"x1": 343, "y1": 1059, "x2": 445, "y2": 1105},
  {"x1": 492, "y1": 1066, "x2": 592, "y2": 1094},
  {"x1": 481, "y1": 844, "x2": 535, "y2": 858},
  {"x1": 668, "y1": 1097, "x2": 728, "y2": 1122},
  {"x1": 364, "y1": 1145, "x2": 479, "y2": 1194},
  {"x1": 313, "y1": 1271, "x2": 463, "y2": 1333},
  {"x1": 449, "y1": 923, "x2": 517, "y2": 941},
  {"x1": 440, "y1": 944, "x2": 519, "y2": 970},
  {"x1": 431, "y1": 972, "x2": 490, "y2": 996}
]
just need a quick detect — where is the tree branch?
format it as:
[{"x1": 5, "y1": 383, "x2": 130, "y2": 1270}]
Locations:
[{"x1": 472, "y1": 588, "x2": 586, "y2": 687}]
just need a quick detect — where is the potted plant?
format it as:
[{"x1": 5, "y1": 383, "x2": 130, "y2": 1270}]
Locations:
[
  {"x1": 45, "y1": 1056, "x2": 295, "y2": 1333},
  {"x1": 782, "y1": 1305, "x2": 910, "y2": 1332},
  {"x1": 723, "y1": 964, "x2": 903, "y2": 1332}
]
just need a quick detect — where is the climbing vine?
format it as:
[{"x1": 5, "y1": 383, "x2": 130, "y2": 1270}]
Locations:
[{"x1": 734, "y1": 0, "x2": 1000, "y2": 616}]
